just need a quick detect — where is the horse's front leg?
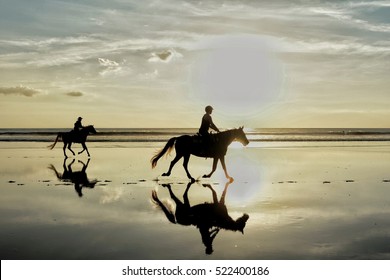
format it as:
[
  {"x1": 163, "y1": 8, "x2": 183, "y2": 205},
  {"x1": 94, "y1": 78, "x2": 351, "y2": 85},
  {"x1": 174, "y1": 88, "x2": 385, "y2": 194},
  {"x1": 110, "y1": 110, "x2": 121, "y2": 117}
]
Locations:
[
  {"x1": 220, "y1": 156, "x2": 233, "y2": 181},
  {"x1": 79, "y1": 143, "x2": 90, "y2": 157},
  {"x1": 203, "y1": 157, "x2": 219, "y2": 178}
]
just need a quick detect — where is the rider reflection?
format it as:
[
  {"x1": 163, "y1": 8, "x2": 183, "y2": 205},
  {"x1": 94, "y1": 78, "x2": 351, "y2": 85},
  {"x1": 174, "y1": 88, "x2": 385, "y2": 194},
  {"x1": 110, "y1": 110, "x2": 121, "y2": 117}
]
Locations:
[
  {"x1": 48, "y1": 158, "x2": 97, "y2": 197},
  {"x1": 151, "y1": 180, "x2": 249, "y2": 255}
]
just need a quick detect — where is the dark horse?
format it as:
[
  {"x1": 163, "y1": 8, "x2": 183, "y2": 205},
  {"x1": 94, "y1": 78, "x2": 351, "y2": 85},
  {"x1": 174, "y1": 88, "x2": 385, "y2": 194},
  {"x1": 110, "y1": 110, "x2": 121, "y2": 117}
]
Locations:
[
  {"x1": 151, "y1": 181, "x2": 249, "y2": 254},
  {"x1": 48, "y1": 158, "x2": 97, "y2": 197},
  {"x1": 151, "y1": 127, "x2": 249, "y2": 182},
  {"x1": 48, "y1": 125, "x2": 97, "y2": 157}
]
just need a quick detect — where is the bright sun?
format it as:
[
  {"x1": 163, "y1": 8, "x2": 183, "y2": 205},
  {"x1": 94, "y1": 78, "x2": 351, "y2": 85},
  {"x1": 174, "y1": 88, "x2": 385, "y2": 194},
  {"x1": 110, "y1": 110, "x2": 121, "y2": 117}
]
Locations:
[{"x1": 190, "y1": 34, "x2": 283, "y2": 118}]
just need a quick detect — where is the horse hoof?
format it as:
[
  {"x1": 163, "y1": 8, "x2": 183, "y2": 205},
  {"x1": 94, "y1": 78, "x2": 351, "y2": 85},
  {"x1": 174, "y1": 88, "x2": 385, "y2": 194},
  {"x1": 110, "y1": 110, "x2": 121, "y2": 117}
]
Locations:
[
  {"x1": 162, "y1": 173, "x2": 169, "y2": 177},
  {"x1": 202, "y1": 174, "x2": 210, "y2": 178},
  {"x1": 190, "y1": 178, "x2": 195, "y2": 183}
]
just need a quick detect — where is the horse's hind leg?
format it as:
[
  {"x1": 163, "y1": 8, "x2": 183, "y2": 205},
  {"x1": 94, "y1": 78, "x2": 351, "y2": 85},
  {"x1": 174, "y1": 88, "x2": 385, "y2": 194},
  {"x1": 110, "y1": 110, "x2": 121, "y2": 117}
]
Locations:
[
  {"x1": 63, "y1": 143, "x2": 68, "y2": 158},
  {"x1": 183, "y1": 182, "x2": 193, "y2": 207},
  {"x1": 183, "y1": 154, "x2": 195, "y2": 182},
  {"x1": 203, "y1": 157, "x2": 219, "y2": 178},
  {"x1": 165, "y1": 184, "x2": 183, "y2": 206},
  {"x1": 67, "y1": 143, "x2": 75, "y2": 156},
  {"x1": 162, "y1": 153, "x2": 181, "y2": 177},
  {"x1": 202, "y1": 184, "x2": 218, "y2": 203}
]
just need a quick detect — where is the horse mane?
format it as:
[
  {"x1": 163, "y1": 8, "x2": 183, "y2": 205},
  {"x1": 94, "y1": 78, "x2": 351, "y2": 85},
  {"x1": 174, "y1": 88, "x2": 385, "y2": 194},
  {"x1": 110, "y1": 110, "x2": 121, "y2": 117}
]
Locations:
[
  {"x1": 216, "y1": 128, "x2": 237, "y2": 135},
  {"x1": 215, "y1": 128, "x2": 241, "y2": 138},
  {"x1": 82, "y1": 125, "x2": 93, "y2": 130}
]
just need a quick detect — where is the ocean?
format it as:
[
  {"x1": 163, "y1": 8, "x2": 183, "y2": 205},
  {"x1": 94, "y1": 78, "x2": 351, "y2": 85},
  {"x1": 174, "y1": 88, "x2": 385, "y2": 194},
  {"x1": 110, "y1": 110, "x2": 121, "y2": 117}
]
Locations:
[{"x1": 1, "y1": 128, "x2": 390, "y2": 143}]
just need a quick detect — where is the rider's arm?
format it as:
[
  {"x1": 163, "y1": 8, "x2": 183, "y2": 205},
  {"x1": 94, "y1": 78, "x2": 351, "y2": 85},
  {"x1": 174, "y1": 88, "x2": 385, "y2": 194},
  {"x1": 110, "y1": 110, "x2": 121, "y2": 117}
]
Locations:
[{"x1": 209, "y1": 117, "x2": 220, "y2": 132}]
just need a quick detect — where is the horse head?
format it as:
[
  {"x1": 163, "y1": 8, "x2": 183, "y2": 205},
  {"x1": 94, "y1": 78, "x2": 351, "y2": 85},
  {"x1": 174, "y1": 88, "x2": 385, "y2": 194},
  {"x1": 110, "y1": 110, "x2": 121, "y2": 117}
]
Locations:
[
  {"x1": 235, "y1": 213, "x2": 249, "y2": 234},
  {"x1": 85, "y1": 125, "x2": 97, "y2": 134},
  {"x1": 235, "y1": 126, "x2": 249, "y2": 146}
]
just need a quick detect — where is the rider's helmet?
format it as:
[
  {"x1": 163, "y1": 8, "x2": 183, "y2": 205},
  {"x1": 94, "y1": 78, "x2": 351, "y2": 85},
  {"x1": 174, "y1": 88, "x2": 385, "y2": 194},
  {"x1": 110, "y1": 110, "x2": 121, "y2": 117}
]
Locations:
[{"x1": 205, "y1": 105, "x2": 213, "y2": 113}]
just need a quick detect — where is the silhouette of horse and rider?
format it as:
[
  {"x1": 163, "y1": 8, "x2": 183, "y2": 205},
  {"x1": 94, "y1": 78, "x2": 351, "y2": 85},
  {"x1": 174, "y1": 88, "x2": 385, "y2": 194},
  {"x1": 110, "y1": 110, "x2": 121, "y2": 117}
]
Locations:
[
  {"x1": 48, "y1": 158, "x2": 98, "y2": 197},
  {"x1": 152, "y1": 106, "x2": 249, "y2": 182},
  {"x1": 151, "y1": 180, "x2": 249, "y2": 255},
  {"x1": 48, "y1": 117, "x2": 97, "y2": 158},
  {"x1": 48, "y1": 107, "x2": 249, "y2": 182}
]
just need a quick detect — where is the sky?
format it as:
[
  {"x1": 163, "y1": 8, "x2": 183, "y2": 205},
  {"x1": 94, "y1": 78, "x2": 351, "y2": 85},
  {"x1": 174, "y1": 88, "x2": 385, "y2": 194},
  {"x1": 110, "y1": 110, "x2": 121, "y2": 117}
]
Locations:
[{"x1": 0, "y1": 0, "x2": 389, "y2": 128}]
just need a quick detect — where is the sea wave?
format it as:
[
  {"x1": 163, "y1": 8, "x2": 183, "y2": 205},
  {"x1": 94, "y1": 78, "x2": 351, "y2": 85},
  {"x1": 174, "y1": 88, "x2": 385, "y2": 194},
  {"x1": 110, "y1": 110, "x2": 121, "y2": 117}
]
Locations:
[{"x1": 1, "y1": 128, "x2": 390, "y2": 142}]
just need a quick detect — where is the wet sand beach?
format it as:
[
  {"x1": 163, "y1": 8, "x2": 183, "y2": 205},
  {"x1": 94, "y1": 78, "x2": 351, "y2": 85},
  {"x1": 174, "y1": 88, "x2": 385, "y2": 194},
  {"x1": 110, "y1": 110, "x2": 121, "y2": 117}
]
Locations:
[{"x1": 1, "y1": 141, "x2": 390, "y2": 259}]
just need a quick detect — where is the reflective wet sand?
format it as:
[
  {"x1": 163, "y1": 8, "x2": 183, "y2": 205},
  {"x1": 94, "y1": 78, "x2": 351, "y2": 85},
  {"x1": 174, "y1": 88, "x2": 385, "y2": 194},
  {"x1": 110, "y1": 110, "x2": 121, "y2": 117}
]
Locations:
[{"x1": 1, "y1": 142, "x2": 390, "y2": 259}]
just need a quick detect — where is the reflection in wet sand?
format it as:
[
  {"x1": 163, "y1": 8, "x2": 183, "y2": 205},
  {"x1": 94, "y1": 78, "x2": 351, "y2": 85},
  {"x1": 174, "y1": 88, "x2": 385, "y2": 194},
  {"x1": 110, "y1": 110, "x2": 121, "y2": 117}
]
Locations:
[
  {"x1": 151, "y1": 180, "x2": 249, "y2": 254},
  {"x1": 48, "y1": 158, "x2": 98, "y2": 197},
  {"x1": 1, "y1": 143, "x2": 390, "y2": 259}
]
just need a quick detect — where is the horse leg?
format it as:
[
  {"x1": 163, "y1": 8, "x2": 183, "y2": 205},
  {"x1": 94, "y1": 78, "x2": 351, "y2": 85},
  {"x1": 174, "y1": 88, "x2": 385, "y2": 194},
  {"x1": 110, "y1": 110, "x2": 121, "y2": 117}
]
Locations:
[
  {"x1": 63, "y1": 142, "x2": 68, "y2": 158},
  {"x1": 162, "y1": 153, "x2": 181, "y2": 177},
  {"x1": 165, "y1": 184, "x2": 183, "y2": 206},
  {"x1": 220, "y1": 156, "x2": 233, "y2": 181},
  {"x1": 202, "y1": 183, "x2": 218, "y2": 203},
  {"x1": 183, "y1": 182, "x2": 194, "y2": 207},
  {"x1": 183, "y1": 154, "x2": 195, "y2": 182},
  {"x1": 78, "y1": 146, "x2": 85, "y2": 155},
  {"x1": 79, "y1": 142, "x2": 90, "y2": 157},
  {"x1": 203, "y1": 157, "x2": 219, "y2": 178},
  {"x1": 67, "y1": 143, "x2": 75, "y2": 156},
  {"x1": 219, "y1": 180, "x2": 233, "y2": 204}
]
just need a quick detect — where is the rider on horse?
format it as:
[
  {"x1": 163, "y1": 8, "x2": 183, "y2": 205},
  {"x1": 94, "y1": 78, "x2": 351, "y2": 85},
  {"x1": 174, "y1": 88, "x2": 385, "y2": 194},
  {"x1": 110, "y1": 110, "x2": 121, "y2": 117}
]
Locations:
[
  {"x1": 74, "y1": 117, "x2": 84, "y2": 132},
  {"x1": 198, "y1": 106, "x2": 220, "y2": 154},
  {"x1": 199, "y1": 105, "x2": 220, "y2": 136},
  {"x1": 72, "y1": 117, "x2": 84, "y2": 138}
]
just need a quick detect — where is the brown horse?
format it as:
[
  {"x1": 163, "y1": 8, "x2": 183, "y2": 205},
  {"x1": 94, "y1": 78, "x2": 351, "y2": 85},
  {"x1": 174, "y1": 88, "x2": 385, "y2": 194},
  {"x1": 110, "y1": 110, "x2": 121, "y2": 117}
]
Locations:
[
  {"x1": 151, "y1": 181, "x2": 249, "y2": 254},
  {"x1": 151, "y1": 127, "x2": 249, "y2": 182},
  {"x1": 48, "y1": 125, "x2": 97, "y2": 157}
]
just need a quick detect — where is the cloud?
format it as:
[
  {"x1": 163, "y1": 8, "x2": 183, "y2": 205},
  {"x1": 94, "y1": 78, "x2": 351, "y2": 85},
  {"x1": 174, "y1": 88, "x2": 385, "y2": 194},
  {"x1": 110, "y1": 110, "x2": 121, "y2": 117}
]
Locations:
[
  {"x1": 65, "y1": 91, "x2": 84, "y2": 97},
  {"x1": 310, "y1": 6, "x2": 390, "y2": 33},
  {"x1": 98, "y1": 57, "x2": 125, "y2": 76},
  {"x1": 98, "y1": 57, "x2": 119, "y2": 67},
  {"x1": 0, "y1": 86, "x2": 40, "y2": 97},
  {"x1": 138, "y1": 69, "x2": 159, "y2": 80},
  {"x1": 349, "y1": 1, "x2": 390, "y2": 8},
  {"x1": 280, "y1": 38, "x2": 390, "y2": 55},
  {"x1": 148, "y1": 49, "x2": 183, "y2": 63}
]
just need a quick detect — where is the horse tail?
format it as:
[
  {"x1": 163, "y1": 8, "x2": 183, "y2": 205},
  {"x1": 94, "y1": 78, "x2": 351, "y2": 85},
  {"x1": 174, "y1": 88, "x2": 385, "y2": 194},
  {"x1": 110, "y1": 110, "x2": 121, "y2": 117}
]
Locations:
[
  {"x1": 47, "y1": 133, "x2": 62, "y2": 150},
  {"x1": 151, "y1": 190, "x2": 176, "y2": 224},
  {"x1": 151, "y1": 137, "x2": 177, "y2": 168}
]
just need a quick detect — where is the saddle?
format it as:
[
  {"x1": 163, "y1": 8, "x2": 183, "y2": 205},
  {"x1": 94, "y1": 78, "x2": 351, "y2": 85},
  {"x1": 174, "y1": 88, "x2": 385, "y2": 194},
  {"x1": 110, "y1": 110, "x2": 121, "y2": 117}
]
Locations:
[
  {"x1": 192, "y1": 134, "x2": 220, "y2": 157},
  {"x1": 70, "y1": 130, "x2": 82, "y2": 142},
  {"x1": 192, "y1": 134, "x2": 219, "y2": 144}
]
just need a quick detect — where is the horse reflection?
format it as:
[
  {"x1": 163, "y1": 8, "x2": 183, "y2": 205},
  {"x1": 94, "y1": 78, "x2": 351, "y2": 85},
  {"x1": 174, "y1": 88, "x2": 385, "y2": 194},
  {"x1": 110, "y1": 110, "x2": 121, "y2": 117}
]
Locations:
[
  {"x1": 151, "y1": 180, "x2": 249, "y2": 254},
  {"x1": 48, "y1": 158, "x2": 97, "y2": 197}
]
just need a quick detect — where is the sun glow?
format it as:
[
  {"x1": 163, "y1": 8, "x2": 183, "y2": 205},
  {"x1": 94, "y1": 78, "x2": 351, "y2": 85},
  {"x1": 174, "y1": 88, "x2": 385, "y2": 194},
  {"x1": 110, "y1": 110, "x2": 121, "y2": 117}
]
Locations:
[
  {"x1": 215, "y1": 151, "x2": 263, "y2": 204},
  {"x1": 190, "y1": 34, "x2": 283, "y2": 118}
]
